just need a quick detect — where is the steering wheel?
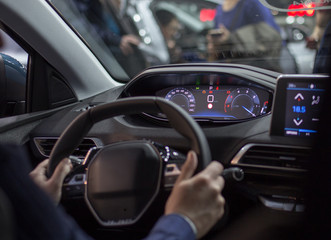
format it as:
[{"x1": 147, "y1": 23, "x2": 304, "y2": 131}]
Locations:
[{"x1": 47, "y1": 97, "x2": 211, "y2": 226}]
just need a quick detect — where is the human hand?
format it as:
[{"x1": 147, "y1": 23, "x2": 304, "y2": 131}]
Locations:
[
  {"x1": 207, "y1": 25, "x2": 230, "y2": 61},
  {"x1": 165, "y1": 151, "x2": 225, "y2": 239},
  {"x1": 306, "y1": 36, "x2": 318, "y2": 49},
  {"x1": 120, "y1": 34, "x2": 140, "y2": 55},
  {"x1": 207, "y1": 25, "x2": 230, "y2": 46},
  {"x1": 29, "y1": 158, "x2": 72, "y2": 205}
]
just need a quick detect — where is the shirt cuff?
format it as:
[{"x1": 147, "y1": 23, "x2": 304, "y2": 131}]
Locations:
[
  {"x1": 176, "y1": 214, "x2": 197, "y2": 236},
  {"x1": 145, "y1": 213, "x2": 196, "y2": 240}
]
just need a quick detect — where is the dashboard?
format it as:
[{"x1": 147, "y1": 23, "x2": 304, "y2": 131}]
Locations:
[
  {"x1": 30, "y1": 65, "x2": 328, "y2": 166},
  {"x1": 26, "y1": 64, "x2": 329, "y2": 237}
]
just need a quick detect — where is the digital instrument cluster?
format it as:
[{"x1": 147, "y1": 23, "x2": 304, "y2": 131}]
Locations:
[{"x1": 155, "y1": 85, "x2": 272, "y2": 121}]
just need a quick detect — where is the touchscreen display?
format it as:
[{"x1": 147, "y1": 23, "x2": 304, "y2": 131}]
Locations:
[
  {"x1": 284, "y1": 82, "x2": 325, "y2": 137},
  {"x1": 270, "y1": 75, "x2": 327, "y2": 137}
]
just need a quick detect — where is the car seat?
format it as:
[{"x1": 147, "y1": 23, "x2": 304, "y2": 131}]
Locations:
[{"x1": 0, "y1": 188, "x2": 14, "y2": 240}]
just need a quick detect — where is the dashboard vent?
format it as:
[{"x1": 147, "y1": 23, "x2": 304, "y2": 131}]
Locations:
[
  {"x1": 34, "y1": 138, "x2": 98, "y2": 159},
  {"x1": 232, "y1": 144, "x2": 312, "y2": 170}
]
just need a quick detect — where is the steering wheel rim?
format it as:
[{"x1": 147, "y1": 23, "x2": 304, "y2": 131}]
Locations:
[
  {"x1": 47, "y1": 97, "x2": 212, "y2": 226},
  {"x1": 48, "y1": 97, "x2": 211, "y2": 177}
]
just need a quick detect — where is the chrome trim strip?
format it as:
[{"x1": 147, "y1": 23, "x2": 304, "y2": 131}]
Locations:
[{"x1": 259, "y1": 195, "x2": 305, "y2": 212}]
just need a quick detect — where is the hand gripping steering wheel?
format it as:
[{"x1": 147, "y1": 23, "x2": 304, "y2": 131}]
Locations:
[{"x1": 47, "y1": 97, "x2": 211, "y2": 226}]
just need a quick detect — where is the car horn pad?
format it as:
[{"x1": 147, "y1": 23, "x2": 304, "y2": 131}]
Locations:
[{"x1": 85, "y1": 141, "x2": 162, "y2": 226}]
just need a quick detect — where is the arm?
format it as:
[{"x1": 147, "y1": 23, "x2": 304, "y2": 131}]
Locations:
[
  {"x1": 307, "y1": 10, "x2": 331, "y2": 49},
  {"x1": 145, "y1": 151, "x2": 225, "y2": 240}
]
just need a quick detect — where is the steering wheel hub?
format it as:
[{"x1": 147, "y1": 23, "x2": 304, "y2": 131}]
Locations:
[{"x1": 85, "y1": 141, "x2": 162, "y2": 226}]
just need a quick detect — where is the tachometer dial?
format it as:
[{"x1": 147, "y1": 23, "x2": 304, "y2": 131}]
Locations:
[
  {"x1": 224, "y1": 88, "x2": 260, "y2": 118},
  {"x1": 165, "y1": 87, "x2": 196, "y2": 112}
]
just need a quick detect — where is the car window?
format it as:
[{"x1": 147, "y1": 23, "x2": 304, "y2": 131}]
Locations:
[
  {"x1": 48, "y1": 0, "x2": 331, "y2": 81},
  {"x1": 0, "y1": 29, "x2": 28, "y2": 118}
]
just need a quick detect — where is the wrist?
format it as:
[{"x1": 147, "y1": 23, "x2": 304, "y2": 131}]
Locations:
[{"x1": 175, "y1": 213, "x2": 197, "y2": 237}]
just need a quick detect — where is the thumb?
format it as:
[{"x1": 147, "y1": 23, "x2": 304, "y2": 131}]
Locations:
[
  {"x1": 176, "y1": 151, "x2": 198, "y2": 183},
  {"x1": 49, "y1": 158, "x2": 72, "y2": 186}
]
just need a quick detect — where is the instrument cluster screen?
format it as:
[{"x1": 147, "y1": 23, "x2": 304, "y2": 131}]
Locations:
[{"x1": 155, "y1": 85, "x2": 272, "y2": 121}]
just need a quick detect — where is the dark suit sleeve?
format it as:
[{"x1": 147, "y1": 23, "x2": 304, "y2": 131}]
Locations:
[
  {"x1": 143, "y1": 214, "x2": 195, "y2": 240},
  {"x1": 0, "y1": 144, "x2": 93, "y2": 240}
]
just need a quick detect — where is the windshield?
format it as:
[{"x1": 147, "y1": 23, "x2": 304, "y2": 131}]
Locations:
[{"x1": 48, "y1": 0, "x2": 331, "y2": 82}]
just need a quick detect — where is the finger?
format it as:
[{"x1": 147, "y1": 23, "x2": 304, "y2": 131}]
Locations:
[
  {"x1": 36, "y1": 159, "x2": 49, "y2": 170},
  {"x1": 126, "y1": 45, "x2": 133, "y2": 55},
  {"x1": 199, "y1": 161, "x2": 224, "y2": 179},
  {"x1": 219, "y1": 24, "x2": 225, "y2": 30},
  {"x1": 215, "y1": 176, "x2": 225, "y2": 192},
  {"x1": 217, "y1": 195, "x2": 226, "y2": 218},
  {"x1": 127, "y1": 36, "x2": 140, "y2": 45},
  {"x1": 49, "y1": 158, "x2": 72, "y2": 185},
  {"x1": 120, "y1": 46, "x2": 129, "y2": 56},
  {"x1": 176, "y1": 150, "x2": 198, "y2": 183},
  {"x1": 120, "y1": 43, "x2": 133, "y2": 55},
  {"x1": 220, "y1": 195, "x2": 225, "y2": 206},
  {"x1": 30, "y1": 159, "x2": 49, "y2": 176}
]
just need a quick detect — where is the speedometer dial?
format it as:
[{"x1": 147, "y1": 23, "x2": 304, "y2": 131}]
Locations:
[
  {"x1": 165, "y1": 87, "x2": 196, "y2": 112},
  {"x1": 224, "y1": 88, "x2": 261, "y2": 119}
]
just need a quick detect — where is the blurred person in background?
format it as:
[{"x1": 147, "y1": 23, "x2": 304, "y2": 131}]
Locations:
[
  {"x1": 155, "y1": 9, "x2": 205, "y2": 64},
  {"x1": 207, "y1": 0, "x2": 282, "y2": 71},
  {"x1": 71, "y1": 0, "x2": 145, "y2": 76},
  {"x1": 306, "y1": 2, "x2": 331, "y2": 50},
  {"x1": 155, "y1": 9, "x2": 183, "y2": 63}
]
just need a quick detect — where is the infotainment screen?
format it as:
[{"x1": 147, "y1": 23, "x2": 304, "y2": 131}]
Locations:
[{"x1": 270, "y1": 75, "x2": 327, "y2": 137}]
